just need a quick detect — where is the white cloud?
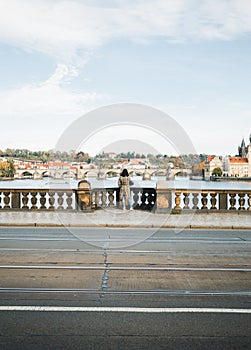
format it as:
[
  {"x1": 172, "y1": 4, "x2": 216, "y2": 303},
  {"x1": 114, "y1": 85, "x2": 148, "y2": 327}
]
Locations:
[
  {"x1": 0, "y1": 64, "x2": 106, "y2": 117},
  {"x1": 0, "y1": 0, "x2": 251, "y2": 64},
  {"x1": 0, "y1": 0, "x2": 251, "y2": 152},
  {"x1": 0, "y1": 0, "x2": 109, "y2": 64}
]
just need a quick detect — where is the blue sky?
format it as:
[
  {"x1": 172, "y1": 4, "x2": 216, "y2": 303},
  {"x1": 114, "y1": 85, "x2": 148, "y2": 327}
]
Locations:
[{"x1": 0, "y1": 0, "x2": 251, "y2": 156}]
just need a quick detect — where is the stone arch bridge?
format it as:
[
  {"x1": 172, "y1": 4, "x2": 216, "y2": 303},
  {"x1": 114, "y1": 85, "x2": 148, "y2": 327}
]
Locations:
[{"x1": 14, "y1": 167, "x2": 191, "y2": 180}]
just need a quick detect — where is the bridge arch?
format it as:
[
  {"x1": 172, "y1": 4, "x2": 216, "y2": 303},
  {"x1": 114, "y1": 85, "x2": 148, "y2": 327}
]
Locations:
[
  {"x1": 151, "y1": 170, "x2": 167, "y2": 177},
  {"x1": 20, "y1": 171, "x2": 34, "y2": 178},
  {"x1": 42, "y1": 171, "x2": 52, "y2": 178}
]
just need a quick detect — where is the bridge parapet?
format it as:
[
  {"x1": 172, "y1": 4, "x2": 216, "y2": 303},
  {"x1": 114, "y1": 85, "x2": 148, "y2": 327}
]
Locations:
[{"x1": 1, "y1": 183, "x2": 251, "y2": 213}]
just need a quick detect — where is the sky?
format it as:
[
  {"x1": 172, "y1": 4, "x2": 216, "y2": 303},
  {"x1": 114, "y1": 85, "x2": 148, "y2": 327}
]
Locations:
[{"x1": 0, "y1": 0, "x2": 251, "y2": 156}]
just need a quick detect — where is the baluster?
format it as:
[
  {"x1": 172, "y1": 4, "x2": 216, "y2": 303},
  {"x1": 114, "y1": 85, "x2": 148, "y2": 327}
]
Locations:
[
  {"x1": 130, "y1": 190, "x2": 135, "y2": 208},
  {"x1": 141, "y1": 192, "x2": 149, "y2": 210},
  {"x1": 138, "y1": 191, "x2": 143, "y2": 207},
  {"x1": 48, "y1": 192, "x2": 55, "y2": 210},
  {"x1": 229, "y1": 193, "x2": 236, "y2": 210},
  {"x1": 101, "y1": 189, "x2": 107, "y2": 206},
  {"x1": 91, "y1": 191, "x2": 96, "y2": 208},
  {"x1": 145, "y1": 192, "x2": 149, "y2": 205},
  {"x1": 96, "y1": 191, "x2": 102, "y2": 207},
  {"x1": 183, "y1": 193, "x2": 190, "y2": 210},
  {"x1": 3, "y1": 192, "x2": 11, "y2": 209},
  {"x1": 30, "y1": 192, "x2": 38, "y2": 210},
  {"x1": 57, "y1": 192, "x2": 64, "y2": 210},
  {"x1": 238, "y1": 193, "x2": 245, "y2": 210},
  {"x1": 0, "y1": 191, "x2": 2, "y2": 209},
  {"x1": 201, "y1": 193, "x2": 208, "y2": 210},
  {"x1": 40, "y1": 192, "x2": 46, "y2": 210},
  {"x1": 174, "y1": 192, "x2": 181, "y2": 210},
  {"x1": 248, "y1": 194, "x2": 251, "y2": 211},
  {"x1": 132, "y1": 190, "x2": 140, "y2": 208},
  {"x1": 210, "y1": 193, "x2": 217, "y2": 210},
  {"x1": 108, "y1": 190, "x2": 115, "y2": 206},
  {"x1": 192, "y1": 193, "x2": 199, "y2": 210},
  {"x1": 91, "y1": 191, "x2": 97, "y2": 208},
  {"x1": 22, "y1": 192, "x2": 29, "y2": 209},
  {"x1": 150, "y1": 192, "x2": 155, "y2": 206},
  {"x1": 66, "y1": 192, "x2": 73, "y2": 210}
]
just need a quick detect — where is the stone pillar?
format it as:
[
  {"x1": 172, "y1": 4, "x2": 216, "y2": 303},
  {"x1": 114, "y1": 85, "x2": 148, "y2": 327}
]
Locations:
[
  {"x1": 76, "y1": 180, "x2": 92, "y2": 211},
  {"x1": 219, "y1": 192, "x2": 228, "y2": 210},
  {"x1": 11, "y1": 191, "x2": 21, "y2": 209},
  {"x1": 154, "y1": 180, "x2": 172, "y2": 213},
  {"x1": 34, "y1": 171, "x2": 42, "y2": 180}
]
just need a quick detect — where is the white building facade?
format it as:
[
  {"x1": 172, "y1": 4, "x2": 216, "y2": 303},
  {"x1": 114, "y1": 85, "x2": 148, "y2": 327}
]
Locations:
[{"x1": 204, "y1": 134, "x2": 251, "y2": 179}]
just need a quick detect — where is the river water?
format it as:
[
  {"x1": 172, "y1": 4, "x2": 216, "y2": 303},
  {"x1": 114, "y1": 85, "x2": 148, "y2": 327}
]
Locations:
[{"x1": 0, "y1": 176, "x2": 251, "y2": 190}]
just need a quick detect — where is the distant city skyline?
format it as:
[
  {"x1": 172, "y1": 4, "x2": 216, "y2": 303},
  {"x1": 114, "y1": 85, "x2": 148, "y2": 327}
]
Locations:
[{"x1": 0, "y1": 1, "x2": 251, "y2": 156}]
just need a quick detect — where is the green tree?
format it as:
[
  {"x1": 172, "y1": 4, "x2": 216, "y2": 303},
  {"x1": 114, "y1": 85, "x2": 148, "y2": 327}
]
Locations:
[
  {"x1": 0, "y1": 160, "x2": 15, "y2": 178},
  {"x1": 212, "y1": 167, "x2": 222, "y2": 177}
]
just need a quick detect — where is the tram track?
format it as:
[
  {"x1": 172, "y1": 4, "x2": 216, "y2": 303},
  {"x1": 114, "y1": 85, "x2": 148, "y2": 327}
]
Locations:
[
  {"x1": 1, "y1": 287, "x2": 251, "y2": 296},
  {"x1": 1, "y1": 264, "x2": 251, "y2": 272},
  {"x1": 1, "y1": 263, "x2": 251, "y2": 293},
  {"x1": 1, "y1": 228, "x2": 251, "y2": 300}
]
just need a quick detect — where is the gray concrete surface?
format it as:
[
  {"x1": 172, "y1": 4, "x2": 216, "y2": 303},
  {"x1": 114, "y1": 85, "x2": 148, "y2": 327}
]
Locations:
[
  {"x1": 1, "y1": 309, "x2": 251, "y2": 350},
  {"x1": 0, "y1": 208, "x2": 251, "y2": 229},
  {"x1": 1, "y1": 227, "x2": 251, "y2": 349}
]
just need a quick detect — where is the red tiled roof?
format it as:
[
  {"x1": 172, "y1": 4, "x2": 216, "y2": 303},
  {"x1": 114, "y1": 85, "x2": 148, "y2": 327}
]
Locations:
[
  {"x1": 229, "y1": 157, "x2": 248, "y2": 163},
  {"x1": 206, "y1": 156, "x2": 214, "y2": 162}
]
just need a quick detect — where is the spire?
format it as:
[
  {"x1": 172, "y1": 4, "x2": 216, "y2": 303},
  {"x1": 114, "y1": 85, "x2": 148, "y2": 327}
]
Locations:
[{"x1": 238, "y1": 137, "x2": 247, "y2": 158}]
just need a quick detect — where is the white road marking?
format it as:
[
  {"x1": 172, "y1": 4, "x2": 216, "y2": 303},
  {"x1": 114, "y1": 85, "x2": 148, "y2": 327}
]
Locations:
[
  {"x1": 0, "y1": 306, "x2": 251, "y2": 313},
  {"x1": 0, "y1": 237, "x2": 250, "y2": 244}
]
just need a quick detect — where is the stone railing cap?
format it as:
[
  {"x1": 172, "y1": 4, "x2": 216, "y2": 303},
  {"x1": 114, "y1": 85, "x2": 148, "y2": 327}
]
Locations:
[{"x1": 156, "y1": 180, "x2": 169, "y2": 189}]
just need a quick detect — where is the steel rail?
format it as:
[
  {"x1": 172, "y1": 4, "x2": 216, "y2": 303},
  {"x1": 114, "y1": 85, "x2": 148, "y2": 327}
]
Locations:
[
  {"x1": 1, "y1": 265, "x2": 251, "y2": 272},
  {"x1": 0, "y1": 287, "x2": 250, "y2": 296}
]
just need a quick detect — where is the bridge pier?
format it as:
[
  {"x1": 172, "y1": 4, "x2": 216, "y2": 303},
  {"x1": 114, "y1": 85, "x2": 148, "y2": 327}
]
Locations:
[
  {"x1": 34, "y1": 171, "x2": 43, "y2": 180},
  {"x1": 142, "y1": 170, "x2": 151, "y2": 180}
]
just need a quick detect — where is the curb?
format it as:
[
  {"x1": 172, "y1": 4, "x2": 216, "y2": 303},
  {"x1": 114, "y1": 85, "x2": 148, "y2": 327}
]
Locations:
[{"x1": 0, "y1": 223, "x2": 251, "y2": 230}]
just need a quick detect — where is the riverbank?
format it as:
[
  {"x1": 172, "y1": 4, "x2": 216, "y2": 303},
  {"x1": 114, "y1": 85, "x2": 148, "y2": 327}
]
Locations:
[
  {"x1": 0, "y1": 209, "x2": 251, "y2": 229},
  {"x1": 0, "y1": 177, "x2": 14, "y2": 181},
  {"x1": 210, "y1": 176, "x2": 251, "y2": 182}
]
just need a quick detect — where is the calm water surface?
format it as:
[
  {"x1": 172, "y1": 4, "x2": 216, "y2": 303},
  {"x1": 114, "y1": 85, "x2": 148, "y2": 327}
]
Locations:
[{"x1": 0, "y1": 177, "x2": 251, "y2": 190}]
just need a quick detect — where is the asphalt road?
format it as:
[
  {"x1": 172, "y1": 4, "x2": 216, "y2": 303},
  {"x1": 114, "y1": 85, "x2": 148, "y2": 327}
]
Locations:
[{"x1": 0, "y1": 227, "x2": 251, "y2": 349}]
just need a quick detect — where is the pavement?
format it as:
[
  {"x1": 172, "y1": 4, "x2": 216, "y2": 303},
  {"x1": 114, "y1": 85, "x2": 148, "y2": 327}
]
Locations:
[{"x1": 0, "y1": 208, "x2": 251, "y2": 229}]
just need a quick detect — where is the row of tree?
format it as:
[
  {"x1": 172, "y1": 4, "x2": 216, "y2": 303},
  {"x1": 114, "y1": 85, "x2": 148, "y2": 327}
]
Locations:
[
  {"x1": 0, "y1": 149, "x2": 91, "y2": 163},
  {"x1": 0, "y1": 148, "x2": 213, "y2": 176}
]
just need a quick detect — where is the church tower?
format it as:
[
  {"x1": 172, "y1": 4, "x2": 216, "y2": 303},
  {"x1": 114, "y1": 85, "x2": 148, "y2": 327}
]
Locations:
[
  {"x1": 248, "y1": 134, "x2": 251, "y2": 177},
  {"x1": 238, "y1": 138, "x2": 247, "y2": 158}
]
